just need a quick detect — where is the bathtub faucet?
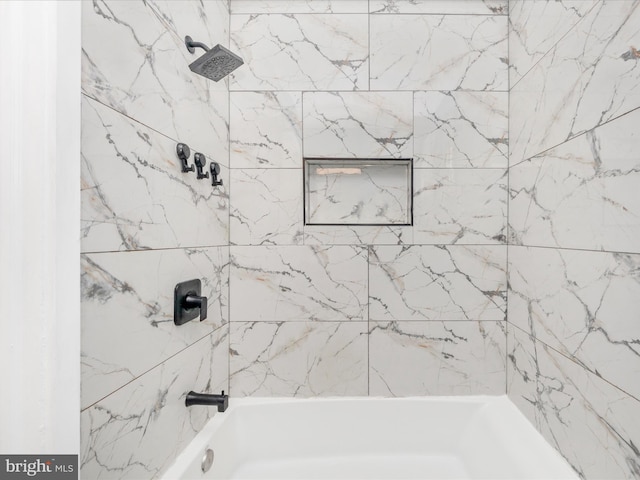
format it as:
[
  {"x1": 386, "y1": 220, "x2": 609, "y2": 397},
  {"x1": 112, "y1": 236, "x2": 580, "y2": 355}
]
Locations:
[{"x1": 185, "y1": 390, "x2": 229, "y2": 412}]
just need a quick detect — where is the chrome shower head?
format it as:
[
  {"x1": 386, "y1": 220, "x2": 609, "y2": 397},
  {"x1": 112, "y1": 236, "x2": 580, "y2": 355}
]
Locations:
[{"x1": 185, "y1": 36, "x2": 244, "y2": 82}]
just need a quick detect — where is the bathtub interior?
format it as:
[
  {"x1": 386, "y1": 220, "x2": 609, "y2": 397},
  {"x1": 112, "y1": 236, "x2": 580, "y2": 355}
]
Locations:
[{"x1": 162, "y1": 396, "x2": 578, "y2": 480}]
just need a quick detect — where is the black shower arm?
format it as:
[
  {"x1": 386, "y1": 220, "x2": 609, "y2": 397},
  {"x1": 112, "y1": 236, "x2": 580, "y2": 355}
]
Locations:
[{"x1": 185, "y1": 36, "x2": 210, "y2": 53}]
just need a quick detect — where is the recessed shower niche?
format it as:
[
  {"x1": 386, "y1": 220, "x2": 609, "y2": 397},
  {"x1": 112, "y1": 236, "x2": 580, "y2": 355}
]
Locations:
[{"x1": 304, "y1": 158, "x2": 413, "y2": 226}]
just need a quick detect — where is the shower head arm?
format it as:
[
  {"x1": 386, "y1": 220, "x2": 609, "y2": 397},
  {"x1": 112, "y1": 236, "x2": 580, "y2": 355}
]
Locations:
[{"x1": 185, "y1": 36, "x2": 210, "y2": 54}]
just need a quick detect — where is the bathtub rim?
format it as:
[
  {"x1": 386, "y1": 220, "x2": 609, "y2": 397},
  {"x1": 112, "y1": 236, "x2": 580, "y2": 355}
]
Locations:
[{"x1": 161, "y1": 395, "x2": 578, "y2": 480}]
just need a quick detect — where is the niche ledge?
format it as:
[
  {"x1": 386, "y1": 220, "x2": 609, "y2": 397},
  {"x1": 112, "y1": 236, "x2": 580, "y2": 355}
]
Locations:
[{"x1": 304, "y1": 158, "x2": 413, "y2": 226}]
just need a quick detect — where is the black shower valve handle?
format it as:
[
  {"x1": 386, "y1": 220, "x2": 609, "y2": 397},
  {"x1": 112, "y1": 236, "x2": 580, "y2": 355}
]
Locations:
[
  {"x1": 210, "y1": 162, "x2": 223, "y2": 187},
  {"x1": 176, "y1": 143, "x2": 194, "y2": 173},
  {"x1": 184, "y1": 292, "x2": 207, "y2": 322},
  {"x1": 194, "y1": 152, "x2": 210, "y2": 180},
  {"x1": 174, "y1": 279, "x2": 207, "y2": 325}
]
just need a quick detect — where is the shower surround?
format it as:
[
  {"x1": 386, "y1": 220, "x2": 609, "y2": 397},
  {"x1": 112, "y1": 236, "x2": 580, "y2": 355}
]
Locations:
[{"x1": 79, "y1": 0, "x2": 638, "y2": 479}]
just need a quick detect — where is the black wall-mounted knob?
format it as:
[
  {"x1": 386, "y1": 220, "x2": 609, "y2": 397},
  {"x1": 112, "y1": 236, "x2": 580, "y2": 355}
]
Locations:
[
  {"x1": 194, "y1": 152, "x2": 210, "y2": 180},
  {"x1": 174, "y1": 279, "x2": 208, "y2": 325},
  {"x1": 177, "y1": 143, "x2": 194, "y2": 173},
  {"x1": 210, "y1": 162, "x2": 223, "y2": 187}
]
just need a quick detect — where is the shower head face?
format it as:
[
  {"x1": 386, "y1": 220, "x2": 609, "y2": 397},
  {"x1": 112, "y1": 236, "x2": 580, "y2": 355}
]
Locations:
[{"x1": 188, "y1": 44, "x2": 244, "y2": 82}]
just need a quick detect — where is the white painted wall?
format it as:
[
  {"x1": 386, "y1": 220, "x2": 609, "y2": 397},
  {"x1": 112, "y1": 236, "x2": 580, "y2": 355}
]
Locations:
[{"x1": 0, "y1": 1, "x2": 81, "y2": 454}]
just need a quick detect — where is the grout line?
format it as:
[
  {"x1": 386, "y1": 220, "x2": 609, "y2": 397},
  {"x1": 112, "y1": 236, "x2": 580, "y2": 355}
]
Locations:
[
  {"x1": 505, "y1": 320, "x2": 510, "y2": 395},
  {"x1": 82, "y1": 243, "x2": 640, "y2": 257},
  {"x1": 225, "y1": 319, "x2": 505, "y2": 323},
  {"x1": 367, "y1": 244, "x2": 370, "y2": 397},
  {"x1": 228, "y1": 89, "x2": 510, "y2": 93},
  {"x1": 232, "y1": 13, "x2": 509, "y2": 17},
  {"x1": 411, "y1": 166, "x2": 508, "y2": 171},
  {"x1": 507, "y1": 243, "x2": 640, "y2": 257},
  {"x1": 228, "y1": 0, "x2": 233, "y2": 396},
  {"x1": 367, "y1": 0, "x2": 371, "y2": 91},
  {"x1": 506, "y1": 8, "x2": 511, "y2": 396},
  {"x1": 81, "y1": 244, "x2": 229, "y2": 256},
  {"x1": 301, "y1": 90, "x2": 306, "y2": 241}
]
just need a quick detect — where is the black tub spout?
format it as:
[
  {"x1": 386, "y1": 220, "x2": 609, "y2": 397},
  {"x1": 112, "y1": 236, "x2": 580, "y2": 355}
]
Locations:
[{"x1": 185, "y1": 390, "x2": 229, "y2": 412}]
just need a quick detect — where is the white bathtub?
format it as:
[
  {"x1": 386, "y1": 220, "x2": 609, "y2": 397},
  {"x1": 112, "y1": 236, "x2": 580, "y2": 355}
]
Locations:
[{"x1": 162, "y1": 396, "x2": 577, "y2": 480}]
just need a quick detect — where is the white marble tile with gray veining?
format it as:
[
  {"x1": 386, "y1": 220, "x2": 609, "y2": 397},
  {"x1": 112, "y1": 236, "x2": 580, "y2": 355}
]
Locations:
[
  {"x1": 370, "y1": 0, "x2": 508, "y2": 15},
  {"x1": 81, "y1": 328, "x2": 229, "y2": 480},
  {"x1": 303, "y1": 91, "x2": 413, "y2": 158},
  {"x1": 369, "y1": 245, "x2": 507, "y2": 321},
  {"x1": 231, "y1": 0, "x2": 368, "y2": 14},
  {"x1": 509, "y1": 246, "x2": 640, "y2": 400},
  {"x1": 510, "y1": 1, "x2": 640, "y2": 165},
  {"x1": 508, "y1": 0, "x2": 598, "y2": 86},
  {"x1": 304, "y1": 225, "x2": 413, "y2": 246},
  {"x1": 230, "y1": 14, "x2": 369, "y2": 91},
  {"x1": 230, "y1": 92, "x2": 302, "y2": 168},
  {"x1": 81, "y1": 247, "x2": 228, "y2": 409},
  {"x1": 82, "y1": 0, "x2": 229, "y2": 161},
  {"x1": 413, "y1": 169, "x2": 507, "y2": 244},
  {"x1": 370, "y1": 321, "x2": 506, "y2": 396},
  {"x1": 370, "y1": 15, "x2": 508, "y2": 91},
  {"x1": 414, "y1": 91, "x2": 508, "y2": 168},
  {"x1": 509, "y1": 108, "x2": 640, "y2": 252},
  {"x1": 230, "y1": 169, "x2": 303, "y2": 246},
  {"x1": 81, "y1": 97, "x2": 229, "y2": 253},
  {"x1": 231, "y1": 246, "x2": 367, "y2": 321},
  {"x1": 146, "y1": 0, "x2": 229, "y2": 54},
  {"x1": 230, "y1": 321, "x2": 367, "y2": 397},
  {"x1": 508, "y1": 326, "x2": 640, "y2": 479}
]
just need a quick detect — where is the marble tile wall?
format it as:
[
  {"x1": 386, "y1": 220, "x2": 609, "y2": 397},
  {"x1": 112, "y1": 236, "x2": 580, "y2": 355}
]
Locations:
[
  {"x1": 229, "y1": 13, "x2": 369, "y2": 90},
  {"x1": 510, "y1": 1, "x2": 640, "y2": 166},
  {"x1": 508, "y1": 1, "x2": 640, "y2": 478},
  {"x1": 227, "y1": 0, "x2": 509, "y2": 399},
  {"x1": 371, "y1": 321, "x2": 506, "y2": 396},
  {"x1": 230, "y1": 321, "x2": 368, "y2": 397},
  {"x1": 508, "y1": 326, "x2": 640, "y2": 479},
  {"x1": 81, "y1": 1, "x2": 230, "y2": 478},
  {"x1": 303, "y1": 91, "x2": 413, "y2": 158},
  {"x1": 509, "y1": 246, "x2": 640, "y2": 400},
  {"x1": 369, "y1": 245, "x2": 506, "y2": 322},
  {"x1": 81, "y1": 248, "x2": 228, "y2": 410},
  {"x1": 508, "y1": 0, "x2": 598, "y2": 85},
  {"x1": 81, "y1": 97, "x2": 229, "y2": 252},
  {"x1": 370, "y1": 14, "x2": 508, "y2": 91},
  {"x1": 509, "y1": 107, "x2": 640, "y2": 252}
]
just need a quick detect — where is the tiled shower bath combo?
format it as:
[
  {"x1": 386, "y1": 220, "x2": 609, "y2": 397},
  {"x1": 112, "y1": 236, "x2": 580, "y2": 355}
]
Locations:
[{"x1": 79, "y1": 0, "x2": 640, "y2": 478}]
